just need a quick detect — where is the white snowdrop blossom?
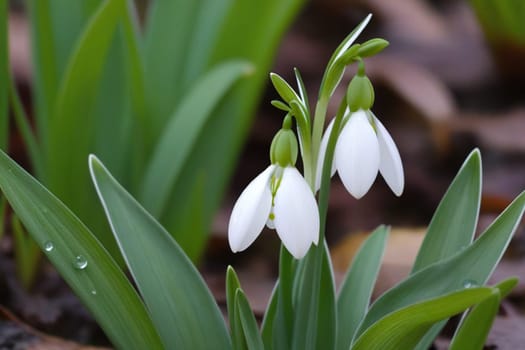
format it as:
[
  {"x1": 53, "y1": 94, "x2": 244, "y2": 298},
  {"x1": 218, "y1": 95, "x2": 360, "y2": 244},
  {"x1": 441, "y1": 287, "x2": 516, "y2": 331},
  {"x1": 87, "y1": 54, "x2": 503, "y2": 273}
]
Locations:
[
  {"x1": 316, "y1": 109, "x2": 404, "y2": 199},
  {"x1": 228, "y1": 164, "x2": 319, "y2": 259}
]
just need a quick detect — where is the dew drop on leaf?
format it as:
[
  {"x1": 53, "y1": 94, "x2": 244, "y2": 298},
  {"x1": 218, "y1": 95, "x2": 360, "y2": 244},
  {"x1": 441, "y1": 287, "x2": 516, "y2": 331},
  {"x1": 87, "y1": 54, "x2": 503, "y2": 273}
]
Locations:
[
  {"x1": 44, "y1": 241, "x2": 54, "y2": 252},
  {"x1": 462, "y1": 279, "x2": 478, "y2": 288},
  {"x1": 74, "y1": 255, "x2": 88, "y2": 270}
]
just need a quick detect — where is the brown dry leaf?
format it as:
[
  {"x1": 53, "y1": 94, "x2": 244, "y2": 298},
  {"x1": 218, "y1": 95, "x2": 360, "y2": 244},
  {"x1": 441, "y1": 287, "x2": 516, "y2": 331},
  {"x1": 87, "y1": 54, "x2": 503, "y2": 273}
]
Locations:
[
  {"x1": 0, "y1": 306, "x2": 111, "y2": 350},
  {"x1": 331, "y1": 227, "x2": 425, "y2": 295},
  {"x1": 450, "y1": 109, "x2": 525, "y2": 153}
]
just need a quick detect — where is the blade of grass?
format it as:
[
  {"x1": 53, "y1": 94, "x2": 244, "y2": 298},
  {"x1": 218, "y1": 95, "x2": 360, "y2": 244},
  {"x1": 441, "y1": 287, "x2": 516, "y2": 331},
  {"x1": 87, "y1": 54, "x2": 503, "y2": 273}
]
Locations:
[
  {"x1": 338, "y1": 226, "x2": 389, "y2": 349},
  {"x1": 0, "y1": 150, "x2": 162, "y2": 349},
  {"x1": 90, "y1": 155, "x2": 231, "y2": 349}
]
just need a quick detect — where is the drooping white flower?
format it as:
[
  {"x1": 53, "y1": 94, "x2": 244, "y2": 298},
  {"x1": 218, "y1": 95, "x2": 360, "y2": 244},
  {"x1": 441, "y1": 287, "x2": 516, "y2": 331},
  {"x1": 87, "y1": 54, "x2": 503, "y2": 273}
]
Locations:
[
  {"x1": 228, "y1": 164, "x2": 319, "y2": 259},
  {"x1": 316, "y1": 109, "x2": 404, "y2": 199}
]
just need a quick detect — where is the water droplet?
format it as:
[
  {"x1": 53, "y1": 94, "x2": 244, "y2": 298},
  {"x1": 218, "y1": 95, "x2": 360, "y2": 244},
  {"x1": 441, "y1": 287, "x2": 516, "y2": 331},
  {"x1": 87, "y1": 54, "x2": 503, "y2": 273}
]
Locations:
[
  {"x1": 463, "y1": 279, "x2": 478, "y2": 288},
  {"x1": 73, "y1": 255, "x2": 88, "y2": 270},
  {"x1": 91, "y1": 289, "x2": 97, "y2": 295},
  {"x1": 44, "y1": 241, "x2": 54, "y2": 252}
]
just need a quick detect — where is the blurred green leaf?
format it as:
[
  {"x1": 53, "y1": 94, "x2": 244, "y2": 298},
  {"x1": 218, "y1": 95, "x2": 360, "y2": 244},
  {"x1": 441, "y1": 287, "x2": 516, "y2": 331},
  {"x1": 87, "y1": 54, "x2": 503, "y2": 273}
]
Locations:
[
  {"x1": 90, "y1": 155, "x2": 231, "y2": 349},
  {"x1": 356, "y1": 190, "x2": 525, "y2": 337},
  {"x1": 46, "y1": 0, "x2": 125, "y2": 253},
  {"x1": 140, "y1": 60, "x2": 253, "y2": 219},
  {"x1": 161, "y1": 0, "x2": 306, "y2": 263},
  {"x1": 12, "y1": 216, "x2": 41, "y2": 289},
  {"x1": 352, "y1": 287, "x2": 495, "y2": 350},
  {"x1": 261, "y1": 283, "x2": 279, "y2": 348},
  {"x1": 0, "y1": 150, "x2": 162, "y2": 349},
  {"x1": 337, "y1": 226, "x2": 388, "y2": 349}
]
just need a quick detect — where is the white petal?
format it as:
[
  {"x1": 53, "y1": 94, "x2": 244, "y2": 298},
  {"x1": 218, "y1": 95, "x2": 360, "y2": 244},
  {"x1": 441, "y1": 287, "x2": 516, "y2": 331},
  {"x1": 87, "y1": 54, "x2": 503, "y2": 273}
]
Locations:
[
  {"x1": 315, "y1": 118, "x2": 337, "y2": 192},
  {"x1": 335, "y1": 110, "x2": 379, "y2": 199},
  {"x1": 374, "y1": 115, "x2": 404, "y2": 196},
  {"x1": 273, "y1": 167, "x2": 319, "y2": 259},
  {"x1": 228, "y1": 165, "x2": 274, "y2": 252}
]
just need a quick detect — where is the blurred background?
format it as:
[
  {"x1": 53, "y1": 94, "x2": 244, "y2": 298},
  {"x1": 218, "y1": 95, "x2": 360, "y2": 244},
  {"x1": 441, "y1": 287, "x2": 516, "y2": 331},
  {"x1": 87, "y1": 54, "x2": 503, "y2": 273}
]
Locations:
[{"x1": 2, "y1": 0, "x2": 525, "y2": 348}]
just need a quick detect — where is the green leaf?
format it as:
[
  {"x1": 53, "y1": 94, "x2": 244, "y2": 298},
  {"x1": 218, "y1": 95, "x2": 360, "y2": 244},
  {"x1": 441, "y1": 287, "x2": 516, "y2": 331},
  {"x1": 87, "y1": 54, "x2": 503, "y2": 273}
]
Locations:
[
  {"x1": 89, "y1": 155, "x2": 231, "y2": 350},
  {"x1": 352, "y1": 287, "x2": 495, "y2": 350},
  {"x1": 140, "y1": 60, "x2": 253, "y2": 219},
  {"x1": 272, "y1": 246, "x2": 295, "y2": 350},
  {"x1": 235, "y1": 289, "x2": 265, "y2": 350},
  {"x1": 226, "y1": 266, "x2": 246, "y2": 350},
  {"x1": 292, "y1": 243, "x2": 336, "y2": 350},
  {"x1": 0, "y1": 150, "x2": 162, "y2": 349},
  {"x1": 412, "y1": 149, "x2": 482, "y2": 273},
  {"x1": 337, "y1": 226, "x2": 389, "y2": 349},
  {"x1": 356, "y1": 190, "x2": 525, "y2": 337},
  {"x1": 12, "y1": 215, "x2": 41, "y2": 289},
  {"x1": 161, "y1": 0, "x2": 306, "y2": 263},
  {"x1": 27, "y1": 0, "x2": 100, "y2": 149},
  {"x1": 450, "y1": 289, "x2": 501, "y2": 350},
  {"x1": 261, "y1": 283, "x2": 279, "y2": 349},
  {"x1": 46, "y1": 0, "x2": 126, "y2": 254}
]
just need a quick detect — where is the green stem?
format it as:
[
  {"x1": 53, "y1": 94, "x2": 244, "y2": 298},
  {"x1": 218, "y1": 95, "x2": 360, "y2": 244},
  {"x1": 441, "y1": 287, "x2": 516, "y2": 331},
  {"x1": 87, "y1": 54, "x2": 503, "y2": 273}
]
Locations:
[{"x1": 309, "y1": 97, "x2": 329, "y2": 190}]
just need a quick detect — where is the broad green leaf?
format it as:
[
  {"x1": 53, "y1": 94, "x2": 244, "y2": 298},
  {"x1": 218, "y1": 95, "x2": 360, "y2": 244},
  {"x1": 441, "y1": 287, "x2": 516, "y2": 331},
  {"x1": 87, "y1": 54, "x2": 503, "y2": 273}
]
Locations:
[
  {"x1": 450, "y1": 290, "x2": 501, "y2": 350},
  {"x1": 337, "y1": 226, "x2": 388, "y2": 349},
  {"x1": 161, "y1": 0, "x2": 306, "y2": 263},
  {"x1": 226, "y1": 266, "x2": 246, "y2": 350},
  {"x1": 356, "y1": 190, "x2": 525, "y2": 337},
  {"x1": 352, "y1": 287, "x2": 495, "y2": 350},
  {"x1": 0, "y1": 0, "x2": 7, "y2": 150},
  {"x1": 292, "y1": 243, "x2": 336, "y2": 350},
  {"x1": 412, "y1": 149, "x2": 481, "y2": 273},
  {"x1": 47, "y1": 0, "x2": 125, "y2": 253},
  {"x1": 89, "y1": 155, "x2": 231, "y2": 350},
  {"x1": 140, "y1": 60, "x2": 253, "y2": 219},
  {"x1": 235, "y1": 289, "x2": 265, "y2": 350},
  {"x1": 0, "y1": 150, "x2": 162, "y2": 349}
]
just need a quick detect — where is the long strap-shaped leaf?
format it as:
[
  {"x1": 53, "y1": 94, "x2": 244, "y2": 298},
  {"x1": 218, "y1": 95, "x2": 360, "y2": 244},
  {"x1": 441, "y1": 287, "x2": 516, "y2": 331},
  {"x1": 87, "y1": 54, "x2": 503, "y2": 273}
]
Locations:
[
  {"x1": 0, "y1": 150, "x2": 163, "y2": 349},
  {"x1": 140, "y1": 60, "x2": 252, "y2": 218},
  {"x1": 352, "y1": 287, "x2": 496, "y2": 350},
  {"x1": 356, "y1": 190, "x2": 525, "y2": 337},
  {"x1": 0, "y1": 0, "x2": 8, "y2": 150},
  {"x1": 338, "y1": 226, "x2": 389, "y2": 349},
  {"x1": 90, "y1": 155, "x2": 231, "y2": 350},
  {"x1": 412, "y1": 149, "x2": 481, "y2": 272}
]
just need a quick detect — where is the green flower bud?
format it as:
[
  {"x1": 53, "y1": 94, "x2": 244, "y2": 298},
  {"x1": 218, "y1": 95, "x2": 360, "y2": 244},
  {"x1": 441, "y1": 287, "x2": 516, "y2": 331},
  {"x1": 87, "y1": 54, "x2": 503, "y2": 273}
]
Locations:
[
  {"x1": 270, "y1": 115, "x2": 298, "y2": 167},
  {"x1": 357, "y1": 38, "x2": 389, "y2": 58},
  {"x1": 346, "y1": 61, "x2": 375, "y2": 112}
]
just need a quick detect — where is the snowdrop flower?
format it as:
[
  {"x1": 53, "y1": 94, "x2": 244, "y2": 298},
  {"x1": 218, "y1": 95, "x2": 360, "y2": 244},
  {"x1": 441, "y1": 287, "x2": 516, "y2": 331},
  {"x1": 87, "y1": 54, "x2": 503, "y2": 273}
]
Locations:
[
  {"x1": 229, "y1": 118, "x2": 319, "y2": 259},
  {"x1": 315, "y1": 62, "x2": 404, "y2": 199}
]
